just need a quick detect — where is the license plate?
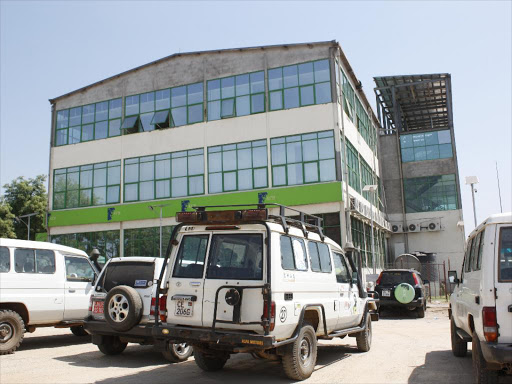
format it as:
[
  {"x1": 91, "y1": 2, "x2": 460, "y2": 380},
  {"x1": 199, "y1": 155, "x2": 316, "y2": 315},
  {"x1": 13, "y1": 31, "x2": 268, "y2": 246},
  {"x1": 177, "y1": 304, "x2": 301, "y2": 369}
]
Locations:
[
  {"x1": 175, "y1": 299, "x2": 193, "y2": 317},
  {"x1": 93, "y1": 300, "x2": 104, "y2": 314},
  {"x1": 382, "y1": 289, "x2": 391, "y2": 297}
]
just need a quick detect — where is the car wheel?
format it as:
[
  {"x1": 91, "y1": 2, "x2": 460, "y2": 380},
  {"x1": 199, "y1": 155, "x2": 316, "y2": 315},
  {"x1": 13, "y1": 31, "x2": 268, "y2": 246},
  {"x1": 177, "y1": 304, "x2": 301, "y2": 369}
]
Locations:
[
  {"x1": 0, "y1": 310, "x2": 24, "y2": 355},
  {"x1": 416, "y1": 305, "x2": 425, "y2": 318},
  {"x1": 356, "y1": 314, "x2": 372, "y2": 352},
  {"x1": 282, "y1": 323, "x2": 317, "y2": 380},
  {"x1": 97, "y1": 335, "x2": 128, "y2": 355},
  {"x1": 70, "y1": 326, "x2": 88, "y2": 337},
  {"x1": 162, "y1": 342, "x2": 193, "y2": 363},
  {"x1": 104, "y1": 285, "x2": 142, "y2": 332},
  {"x1": 194, "y1": 349, "x2": 229, "y2": 371},
  {"x1": 472, "y1": 331, "x2": 498, "y2": 384},
  {"x1": 450, "y1": 318, "x2": 467, "y2": 357}
]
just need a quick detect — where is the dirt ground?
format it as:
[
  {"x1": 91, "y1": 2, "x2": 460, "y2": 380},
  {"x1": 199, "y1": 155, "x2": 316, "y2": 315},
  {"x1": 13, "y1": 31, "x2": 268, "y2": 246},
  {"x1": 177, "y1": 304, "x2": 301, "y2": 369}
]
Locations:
[{"x1": 1, "y1": 304, "x2": 511, "y2": 384}]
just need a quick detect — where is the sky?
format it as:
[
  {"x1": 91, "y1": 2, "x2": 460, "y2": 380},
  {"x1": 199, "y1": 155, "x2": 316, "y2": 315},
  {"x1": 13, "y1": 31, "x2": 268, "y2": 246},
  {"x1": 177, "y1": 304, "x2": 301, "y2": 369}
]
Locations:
[{"x1": 0, "y1": 1, "x2": 511, "y2": 237}]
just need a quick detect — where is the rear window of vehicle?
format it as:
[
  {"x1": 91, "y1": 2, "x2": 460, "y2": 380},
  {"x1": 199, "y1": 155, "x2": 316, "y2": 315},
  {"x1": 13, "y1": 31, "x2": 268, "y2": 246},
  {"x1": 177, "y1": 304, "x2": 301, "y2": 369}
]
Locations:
[
  {"x1": 101, "y1": 261, "x2": 155, "y2": 291},
  {"x1": 14, "y1": 248, "x2": 55, "y2": 274},
  {"x1": 206, "y1": 234, "x2": 263, "y2": 280},
  {"x1": 498, "y1": 226, "x2": 512, "y2": 282},
  {"x1": 0, "y1": 247, "x2": 9, "y2": 272},
  {"x1": 379, "y1": 271, "x2": 415, "y2": 286}
]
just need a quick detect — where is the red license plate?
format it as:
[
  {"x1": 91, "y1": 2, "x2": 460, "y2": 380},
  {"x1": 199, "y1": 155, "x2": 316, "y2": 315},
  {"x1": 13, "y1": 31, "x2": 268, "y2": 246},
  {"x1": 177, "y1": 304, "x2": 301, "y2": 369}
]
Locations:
[{"x1": 93, "y1": 301, "x2": 104, "y2": 314}]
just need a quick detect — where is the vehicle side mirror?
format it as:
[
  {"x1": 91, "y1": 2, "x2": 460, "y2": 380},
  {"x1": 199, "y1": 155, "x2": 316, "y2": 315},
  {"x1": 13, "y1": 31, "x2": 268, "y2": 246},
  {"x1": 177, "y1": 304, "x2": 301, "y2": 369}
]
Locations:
[
  {"x1": 351, "y1": 271, "x2": 358, "y2": 285},
  {"x1": 448, "y1": 270, "x2": 459, "y2": 285}
]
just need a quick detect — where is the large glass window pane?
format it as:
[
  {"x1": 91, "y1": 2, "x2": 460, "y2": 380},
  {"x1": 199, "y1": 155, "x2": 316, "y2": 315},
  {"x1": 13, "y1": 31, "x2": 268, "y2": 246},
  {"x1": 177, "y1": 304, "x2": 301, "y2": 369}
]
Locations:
[
  {"x1": 400, "y1": 135, "x2": 413, "y2": 148},
  {"x1": 54, "y1": 192, "x2": 66, "y2": 209},
  {"x1": 221, "y1": 99, "x2": 235, "y2": 118},
  {"x1": 237, "y1": 169, "x2": 252, "y2": 190},
  {"x1": 426, "y1": 145, "x2": 440, "y2": 160},
  {"x1": 188, "y1": 83, "x2": 203, "y2": 104},
  {"x1": 250, "y1": 71, "x2": 265, "y2": 93},
  {"x1": 81, "y1": 124, "x2": 94, "y2": 141},
  {"x1": 439, "y1": 144, "x2": 453, "y2": 158},
  {"x1": 140, "y1": 112, "x2": 155, "y2": 132},
  {"x1": 273, "y1": 166, "x2": 286, "y2": 186},
  {"x1": 207, "y1": 80, "x2": 221, "y2": 100},
  {"x1": 438, "y1": 130, "x2": 451, "y2": 144},
  {"x1": 125, "y1": 95, "x2": 139, "y2": 116},
  {"x1": 318, "y1": 137, "x2": 334, "y2": 159},
  {"x1": 424, "y1": 132, "x2": 438, "y2": 146},
  {"x1": 252, "y1": 146, "x2": 267, "y2": 167},
  {"x1": 414, "y1": 147, "x2": 427, "y2": 161},
  {"x1": 235, "y1": 74, "x2": 250, "y2": 95},
  {"x1": 67, "y1": 190, "x2": 79, "y2": 207},
  {"x1": 222, "y1": 150, "x2": 236, "y2": 171},
  {"x1": 286, "y1": 142, "x2": 302, "y2": 163},
  {"x1": 69, "y1": 107, "x2": 82, "y2": 126},
  {"x1": 314, "y1": 60, "x2": 330, "y2": 83},
  {"x1": 82, "y1": 105, "x2": 95, "y2": 124},
  {"x1": 109, "y1": 119, "x2": 121, "y2": 137},
  {"x1": 173, "y1": 235, "x2": 209, "y2": 278},
  {"x1": 172, "y1": 157, "x2": 187, "y2": 178},
  {"x1": 93, "y1": 187, "x2": 106, "y2": 205},
  {"x1": 298, "y1": 62, "x2": 314, "y2": 85},
  {"x1": 171, "y1": 86, "x2": 186, "y2": 107},
  {"x1": 209, "y1": 173, "x2": 222, "y2": 193},
  {"x1": 188, "y1": 154, "x2": 203, "y2": 176},
  {"x1": 208, "y1": 100, "x2": 221, "y2": 121},
  {"x1": 304, "y1": 162, "x2": 319, "y2": 183},
  {"x1": 156, "y1": 180, "x2": 170, "y2": 198},
  {"x1": 125, "y1": 162, "x2": 138, "y2": 183},
  {"x1": 156, "y1": 159, "x2": 170, "y2": 179},
  {"x1": 171, "y1": 107, "x2": 187, "y2": 127},
  {"x1": 139, "y1": 181, "x2": 154, "y2": 200},
  {"x1": 237, "y1": 148, "x2": 251, "y2": 169},
  {"x1": 80, "y1": 189, "x2": 92, "y2": 206},
  {"x1": 401, "y1": 148, "x2": 415, "y2": 162},
  {"x1": 95, "y1": 121, "x2": 108, "y2": 140},
  {"x1": 307, "y1": 242, "x2": 321, "y2": 272},
  {"x1": 254, "y1": 168, "x2": 267, "y2": 188},
  {"x1": 223, "y1": 172, "x2": 236, "y2": 191},
  {"x1": 109, "y1": 99, "x2": 122, "y2": 119},
  {"x1": 155, "y1": 89, "x2": 170, "y2": 110},
  {"x1": 93, "y1": 168, "x2": 107, "y2": 187},
  {"x1": 283, "y1": 65, "x2": 298, "y2": 88},
  {"x1": 284, "y1": 87, "x2": 299, "y2": 109},
  {"x1": 171, "y1": 177, "x2": 187, "y2": 197},
  {"x1": 124, "y1": 184, "x2": 138, "y2": 201},
  {"x1": 319, "y1": 159, "x2": 336, "y2": 181},
  {"x1": 280, "y1": 236, "x2": 295, "y2": 270},
  {"x1": 54, "y1": 173, "x2": 67, "y2": 192},
  {"x1": 300, "y1": 86, "x2": 314, "y2": 106},
  {"x1": 270, "y1": 91, "x2": 283, "y2": 110},
  {"x1": 236, "y1": 95, "x2": 250, "y2": 116},
  {"x1": 287, "y1": 163, "x2": 303, "y2": 185},
  {"x1": 57, "y1": 110, "x2": 69, "y2": 129},
  {"x1": 95, "y1": 101, "x2": 108, "y2": 121},
  {"x1": 140, "y1": 92, "x2": 155, "y2": 113},
  {"x1": 56, "y1": 129, "x2": 68, "y2": 146},
  {"x1": 189, "y1": 176, "x2": 203, "y2": 195},
  {"x1": 315, "y1": 82, "x2": 331, "y2": 104},
  {"x1": 221, "y1": 77, "x2": 235, "y2": 98},
  {"x1": 107, "y1": 186, "x2": 120, "y2": 203},
  {"x1": 188, "y1": 104, "x2": 203, "y2": 124},
  {"x1": 268, "y1": 68, "x2": 283, "y2": 90},
  {"x1": 67, "y1": 172, "x2": 79, "y2": 189},
  {"x1": 80, "y1": 170, "x2": 93, "y2": 188},
  {"x1": 251, "y1": 93, "x2": 265, "y2": 113},
  {"x1": 140, "y1": 161, "x2": 154, "y2": 181}
]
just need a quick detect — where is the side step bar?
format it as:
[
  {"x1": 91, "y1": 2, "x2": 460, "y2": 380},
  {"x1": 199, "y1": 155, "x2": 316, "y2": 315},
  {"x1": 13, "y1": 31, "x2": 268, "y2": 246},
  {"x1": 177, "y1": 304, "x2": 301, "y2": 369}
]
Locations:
[
  {"x1": 321, "y1": 325, "x2": 365, "y2": 339},
  {"x1": 456, "y1": 328, "x2": 472, "y2": 342}
]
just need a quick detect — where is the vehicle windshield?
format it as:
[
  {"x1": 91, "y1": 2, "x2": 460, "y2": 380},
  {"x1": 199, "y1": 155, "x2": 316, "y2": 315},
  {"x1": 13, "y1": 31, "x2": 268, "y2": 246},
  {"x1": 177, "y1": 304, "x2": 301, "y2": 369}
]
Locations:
[
  {"x1": 206, "y1": 234, "x2": 263, "y2": 280},
  {"x1": 498, "y1": 226, "x2": 512, "y2": 282},
  {"x1": 380, "y1": 271, "x2": 415, "y2": 286},
  {"x1": 100, "y1": 261, "x2": 155, "y2": 291}
]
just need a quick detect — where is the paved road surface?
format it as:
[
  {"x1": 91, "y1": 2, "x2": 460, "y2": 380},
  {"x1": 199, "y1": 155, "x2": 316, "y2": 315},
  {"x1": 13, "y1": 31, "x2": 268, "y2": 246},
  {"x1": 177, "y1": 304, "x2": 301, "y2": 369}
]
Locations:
[{"x1": 1, "y1": 305, "x2": 511, "y2": 383}]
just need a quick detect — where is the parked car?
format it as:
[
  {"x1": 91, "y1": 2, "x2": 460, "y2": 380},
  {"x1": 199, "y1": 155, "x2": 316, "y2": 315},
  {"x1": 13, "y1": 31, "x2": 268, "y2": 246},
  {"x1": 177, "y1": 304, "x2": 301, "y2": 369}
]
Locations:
[
  {"x1": 449, "y1": 212, "x2": 512, "y2": 383},
  {"x1": 374, "y1": 269, "x2": 427, "y2": 318},
  {"x1": 0, "y1": 239, "x2": 98, "y2": 354},
  {"x1": 84, "y1": 256, "x2": 193, "y2": 363},
  {"x1": 92, "y1": 204, "x2": 378, "y2": 381}
]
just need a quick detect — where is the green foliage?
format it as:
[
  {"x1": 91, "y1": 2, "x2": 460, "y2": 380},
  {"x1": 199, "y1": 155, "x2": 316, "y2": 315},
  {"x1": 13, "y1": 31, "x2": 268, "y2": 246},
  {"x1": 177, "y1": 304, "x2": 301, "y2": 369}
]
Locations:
[
  {"x1": 2, "y1": 175, "x2": 48, "y2": 240},
  {"x1": 0, "y1": 198, "x2": 16, "y2": 238}
]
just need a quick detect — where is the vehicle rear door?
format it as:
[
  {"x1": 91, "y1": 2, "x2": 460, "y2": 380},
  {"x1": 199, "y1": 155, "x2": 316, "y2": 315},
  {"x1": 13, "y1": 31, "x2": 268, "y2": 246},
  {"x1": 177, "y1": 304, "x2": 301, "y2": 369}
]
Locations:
[
  {"x1": 202, "y1": 231, "x2": 265, "y2": 331},
  {"x1": 63, "y1": 255, "x2": 96, "y2": 320},
  {"x1": 166, "y1": 233, "x2": 210, "y2": 327},
  {"x1": 332, "y1": 252, "x2": 354, "y2": 329},
  {"x1": 495, "y1": 224, "x2": 512, "y2": 343}
]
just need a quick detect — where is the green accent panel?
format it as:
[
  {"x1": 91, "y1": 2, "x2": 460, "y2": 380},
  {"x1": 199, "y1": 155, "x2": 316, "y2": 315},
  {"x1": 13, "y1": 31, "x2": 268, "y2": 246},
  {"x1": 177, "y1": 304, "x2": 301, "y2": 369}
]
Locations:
[
  {"x1": 48, "y1": 182, "x2": 342, "y2": 227},
  {"x1": 35, "y1": 232, "x2": 48, "y2": 242}
]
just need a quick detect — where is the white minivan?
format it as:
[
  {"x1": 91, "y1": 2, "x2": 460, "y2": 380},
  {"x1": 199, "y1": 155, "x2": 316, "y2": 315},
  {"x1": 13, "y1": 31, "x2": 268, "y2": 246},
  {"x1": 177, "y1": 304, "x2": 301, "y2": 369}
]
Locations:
[
  {"x1": 448, "y1": 212, "x2": 512, "y2": 382},
  {"x1": 0, "y1": 239, "x2": 98, "y2": 354}
]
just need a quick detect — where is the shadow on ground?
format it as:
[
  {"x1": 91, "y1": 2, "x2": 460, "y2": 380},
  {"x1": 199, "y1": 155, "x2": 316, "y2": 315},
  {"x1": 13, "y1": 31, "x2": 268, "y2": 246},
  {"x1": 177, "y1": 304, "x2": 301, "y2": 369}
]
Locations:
[{"x1": 18, "y1": 333, "x2": 92, "y2": 351}]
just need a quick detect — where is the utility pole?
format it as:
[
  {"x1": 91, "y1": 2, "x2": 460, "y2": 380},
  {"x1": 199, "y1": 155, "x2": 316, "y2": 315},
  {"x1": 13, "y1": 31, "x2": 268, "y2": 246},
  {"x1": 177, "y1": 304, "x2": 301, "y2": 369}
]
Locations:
[
  {"x1": 465, "y1": 176, "x2": 479, "y2": 227},
  {"x1": 148, "y1": 204, "x2": 169, "y2": 258},
  {"x1": 15, "y1": 213, "x2": 38, "y2": 240}
]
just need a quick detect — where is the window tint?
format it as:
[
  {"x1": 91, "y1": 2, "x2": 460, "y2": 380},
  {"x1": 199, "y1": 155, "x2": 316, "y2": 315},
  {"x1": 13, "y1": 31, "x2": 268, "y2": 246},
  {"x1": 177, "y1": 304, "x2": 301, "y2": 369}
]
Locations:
[
  {"x1": 207, "y1": 234, "x2": 263, "y2": 280},
  {"x1": 101, "y1": 261, "x2": 155, "y2": 291},
  {"x1": 333, "y1": 252, "x2": 350, "y2": 283},
  {"x1": 280, "y1": 236, "x2": 308, "y2": 271},
  {"x1": 476, "y1": 229, "x2": 485, "y2": 270},
  {"x1": 498, "y1": 227, "x2": 512, "y2": 282},
  {"x1": 65, "y1": 256, "x2": 95, "y2": 281},
  {"x1": 471, "y1": 232, "x2": 483, "y2": 271},
  {"x1": 292, "y1": 238, "x2": 308, "y2": 271},
  {"x1": 468, "y1": 234, "x2": 479, "y2": 272},
  {"x1": 36, "y1": 250, "x2": 56, "y2": 274},
  {"x1": 380, "y1": 272, "x2": 415, "y2": 286},
  {"x1": 14, "y1": 249, "x2": 55, "y2": 274},
  {"x1": 464, "y1": 237, "x2": 473, "y2": 273},
  {"x1": 281, "y1": 236, "x2": 295, "y2": 270},
  {"x1": 173, "y1": 235, "x2": 209, "y2": 278},
  {"x1": 0, "y1": 247, "x2": 10, "y2": 272},
  {"x1": 317, "y1": 243, "x2": 332, "y2": 272},
  {"x1": 307, "y1": 241, "x2": 321, "y2": 272}
]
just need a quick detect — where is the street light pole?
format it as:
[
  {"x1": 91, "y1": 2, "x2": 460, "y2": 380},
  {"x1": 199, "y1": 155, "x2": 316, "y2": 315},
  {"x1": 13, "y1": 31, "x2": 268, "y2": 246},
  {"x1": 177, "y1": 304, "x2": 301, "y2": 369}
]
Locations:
[
  {"x1": 363, "y1": 184, "x2": 378, "y2": 274},
  {"x1": 148, "y1": 204, "x2": 169, "y2": 258},
  {"x1": 465, "y1": 176, "x2": 479, "y2": 227},
  {"x1": 15, "y1": 213, "x2": 38, "y2": 240}
]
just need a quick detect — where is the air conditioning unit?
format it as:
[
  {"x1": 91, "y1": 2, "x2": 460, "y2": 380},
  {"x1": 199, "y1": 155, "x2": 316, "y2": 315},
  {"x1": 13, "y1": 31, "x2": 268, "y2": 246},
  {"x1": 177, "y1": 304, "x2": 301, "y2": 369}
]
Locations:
[
  {"x1": 350, "y1": 197, "x2": 357, "y2": 211},
  {"x1": 427, "y1": 220, "x2": 441, "y2": 232},
  {"x1": 391, "y1": 223, "x2": 403, "y2": 233},
  {"x1": 407, "y1": 223, "x2": 420, "y2": 232}
]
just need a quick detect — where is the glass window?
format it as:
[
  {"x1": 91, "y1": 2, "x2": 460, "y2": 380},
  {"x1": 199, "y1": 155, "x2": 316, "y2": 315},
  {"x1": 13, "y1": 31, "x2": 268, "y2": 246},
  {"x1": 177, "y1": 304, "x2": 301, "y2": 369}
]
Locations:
[
  {"x1": 0, "y1": 247, "x2": 10, "y2": 272},
  {"x1": 477, "y1": 229, "x2": 485, "y2": 270},
  {"x1": 65, "y1": 256, "x2": 94, "y2": 281},
  {"x1": 280, "y1": 236, "x2": 295, "y2": 270},
  {"x1": 307, "y1": 241, "x2": 321, "y2": 272},
  {"x1": 172, "y1": 235, "x2": 209, "y2": 278},
  {"x1": 333, "y1": 252, "x2": 350, "y2": 283},
  {"x1": 403, "y1": 174, "x2": 458, "y2": 213},
  {"x1": 498, "y1": 227, "x2": 512, "y2": 282},
  {"x1": 51, "y1": 230, "x2": 120, "y2": 260},
  {"x1": 208, "y1": 140, "x2": 267, "y2": 193},
  {"x1": 271, "y1": 131, "x2": 335, "y2": 187},
  {"x1": 14, "y1": 249, "x2": 55, "y2": 274},
  {"x1": 400, "y1": 130, "x2": 453, "y2": 163},
  {"x1": 207, "y1": 234, "x2": 263, "y2": 280},
  {"x1": 471, "y1": 232, "x2": 483, "y2": 271},
  {"x1": 207, "y1": 71, "x2": 265, "y2": 121},
  {"x1": 317, "y1": 243, "x2": 332, "y2": 272},
  {"x1": 124, "y1": 225, "x2": 174, "y2": 257}
]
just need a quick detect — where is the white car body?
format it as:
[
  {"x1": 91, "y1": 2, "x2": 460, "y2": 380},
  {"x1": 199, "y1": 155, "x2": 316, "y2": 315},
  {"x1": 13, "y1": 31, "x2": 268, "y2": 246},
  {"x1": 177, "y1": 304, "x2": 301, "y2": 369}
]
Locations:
[{"x1": 0, "y1": 238, "x2": 97, "y2": 329}]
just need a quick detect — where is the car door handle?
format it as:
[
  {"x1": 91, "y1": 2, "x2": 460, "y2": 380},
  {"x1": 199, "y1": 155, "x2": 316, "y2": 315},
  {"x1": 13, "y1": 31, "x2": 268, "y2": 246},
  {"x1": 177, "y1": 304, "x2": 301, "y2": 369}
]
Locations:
[
  {"x1": 68, "y1": 289, "x2": 76, "y2": 293},
  {"x1": 189, "y1": 282, "x2": 201, "y2": 287}
]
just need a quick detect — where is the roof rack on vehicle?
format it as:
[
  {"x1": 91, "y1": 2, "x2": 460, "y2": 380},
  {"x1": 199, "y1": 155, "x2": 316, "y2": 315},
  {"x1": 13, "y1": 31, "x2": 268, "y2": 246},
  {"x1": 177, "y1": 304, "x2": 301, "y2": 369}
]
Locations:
[{"x1": 180, "y1": 203, "x2": 325, "y2": 240}]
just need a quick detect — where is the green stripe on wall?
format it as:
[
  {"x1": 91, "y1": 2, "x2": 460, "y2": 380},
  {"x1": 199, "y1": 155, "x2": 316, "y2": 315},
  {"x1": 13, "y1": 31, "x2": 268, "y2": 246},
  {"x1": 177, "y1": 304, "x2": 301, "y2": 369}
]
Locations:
[{"x1": 48, "y1": 182, "x2": 342, "y2": 227}]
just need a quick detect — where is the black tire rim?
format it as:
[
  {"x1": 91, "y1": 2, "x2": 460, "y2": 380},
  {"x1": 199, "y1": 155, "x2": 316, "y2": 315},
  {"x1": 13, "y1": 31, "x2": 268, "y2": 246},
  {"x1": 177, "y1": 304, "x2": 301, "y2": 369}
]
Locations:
[
  {"x1": 299, "y1": 334, "x2": 312, "y2": 367},
  {"x1": 172, "y1": 343, "x2": 191, "y2": 357},
  {"x1": 0, "y1": 322, "x2": 14, "y2": 343}
]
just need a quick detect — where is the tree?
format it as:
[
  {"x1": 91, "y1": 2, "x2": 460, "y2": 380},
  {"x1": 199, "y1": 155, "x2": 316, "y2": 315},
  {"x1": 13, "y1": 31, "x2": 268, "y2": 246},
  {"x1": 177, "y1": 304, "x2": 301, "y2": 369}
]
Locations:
[
  {"x1": 2, "y1": 175, "x2": 47, "y2": 240},
  {"x1": 0, "y1": 198, "x2": 16, "y2": 238}
]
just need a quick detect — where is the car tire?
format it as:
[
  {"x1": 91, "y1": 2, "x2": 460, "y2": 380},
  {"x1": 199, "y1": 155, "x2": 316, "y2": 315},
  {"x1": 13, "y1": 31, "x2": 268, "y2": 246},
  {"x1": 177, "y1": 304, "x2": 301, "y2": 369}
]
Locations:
[
  {"x1": 356, "y1": 314, "x2": 372, "y2": 352},
  {"x1": 282, "y1": 323, "x2": 317, "y2": 380},
  {"x1": 97, "y1": 335, "x2": 128, "y2": 356},
  {"x1": 416, "y1": 305, "x2": 425, "y2": 318},
  {"x1": 162, "y1": 342, "x2": 193, "y2": 363},
  {"x1": 472, "y1": 331, "x2": 498, "y2": 384},
  {"x1": 450, "y1": 318, "x2": 467, "y2": 357},
  {"x1": 104, "y1": 285, "x2": 143, "y2": 332},
  {"x1": 0, "y1": 310, "x2": 24, "y2": 355},
  {"x1": 70, "y1": 326, "x2": 88, "y2": 337},
  {"x1": 194, "y1": 349, "x2": 229, "y2": 371}
]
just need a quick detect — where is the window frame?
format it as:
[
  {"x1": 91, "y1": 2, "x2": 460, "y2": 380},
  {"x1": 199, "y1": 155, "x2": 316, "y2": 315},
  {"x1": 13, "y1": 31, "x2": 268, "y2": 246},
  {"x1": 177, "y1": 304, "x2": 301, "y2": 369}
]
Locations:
[
  {"x1": 400, "y1": 130, "x2": 453, "y2": 163},
  {"x1": 498, "y1": 226, "x2": 512, "y2": 282},
  {"x1": 14, "y1": 248, "x2": 56, "y2": 274},
  {"x1": 0, "y1": 246, "x2": 10, "y2": 273},
  {"x1": 280, "y1": 235, "x2": 308, "y2": 272},
  {"x1": 403, "y1": 174, "x2": 458, "y2": 213}
]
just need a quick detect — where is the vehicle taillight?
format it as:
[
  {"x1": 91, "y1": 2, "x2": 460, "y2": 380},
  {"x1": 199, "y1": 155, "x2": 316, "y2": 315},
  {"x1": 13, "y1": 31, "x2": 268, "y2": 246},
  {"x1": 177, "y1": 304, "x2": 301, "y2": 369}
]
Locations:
[
  {"x1": 150, "y1": 295, "x2": 167, "y2": 322},
  {"x1": 263, "y1": 301, "x2": 276, "y2": 331},
  {"x1": 375, "y1": 273, "x2": 383, "y2": 286},
  {"x1": 412, "y1": 273, "x2": 419, "y2": 285},
  {"x1": 482, "y1": 307, "x2": 498, "y2": 342},
  {"x1": 88, "y1": 298, "x2": 93, "y2": 313}
]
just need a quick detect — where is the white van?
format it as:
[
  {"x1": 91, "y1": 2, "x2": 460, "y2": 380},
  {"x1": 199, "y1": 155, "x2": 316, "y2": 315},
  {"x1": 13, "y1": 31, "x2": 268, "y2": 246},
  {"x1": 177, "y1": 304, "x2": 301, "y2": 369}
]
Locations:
[
  {"x1": 448, "y1": 212, "x2": 512, "y2": 382},
  {"x1": 0, "y1": 239, "x2": 98, "y2": 354},
  {"x1": 96, "y1": 204, "x2": 377, "y2": 380}
]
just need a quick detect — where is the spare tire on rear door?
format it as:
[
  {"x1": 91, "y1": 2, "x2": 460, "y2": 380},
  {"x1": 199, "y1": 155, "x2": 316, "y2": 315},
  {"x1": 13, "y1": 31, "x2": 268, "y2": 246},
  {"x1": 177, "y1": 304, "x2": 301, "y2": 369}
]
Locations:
[
  {"x1": 394, "y1": 283, "x2": 415, "y2": 304},
  {"x1": 104, "y1": 285, "x2": 143, "y2": 332}
]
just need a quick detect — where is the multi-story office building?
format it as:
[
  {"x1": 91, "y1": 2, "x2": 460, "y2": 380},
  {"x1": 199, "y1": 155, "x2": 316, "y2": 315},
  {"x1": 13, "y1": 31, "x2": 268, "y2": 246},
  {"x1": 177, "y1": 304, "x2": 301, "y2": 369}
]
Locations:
[
  {"x1": 47, "y1": 40, "x2": 391, "y2": 278},
  {"x1": 374, "y1": 74, "x2": 465, "y2": 271}
]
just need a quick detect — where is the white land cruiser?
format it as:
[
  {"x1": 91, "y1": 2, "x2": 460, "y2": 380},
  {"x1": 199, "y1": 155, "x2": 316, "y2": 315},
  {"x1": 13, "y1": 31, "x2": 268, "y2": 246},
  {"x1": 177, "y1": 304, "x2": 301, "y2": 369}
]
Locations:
[
  {"x1": 0, "y1": 239, "x2": 98, "y2": 354},
  {"x1": 141, "y1": 204, "x2": 377, "y2": 380},
  {"x1": 448, "y1": 213, "x2": 512, "y2": 383},
  {"x1": 84, "y1": 257, "x2": 193, "y2": 363}
]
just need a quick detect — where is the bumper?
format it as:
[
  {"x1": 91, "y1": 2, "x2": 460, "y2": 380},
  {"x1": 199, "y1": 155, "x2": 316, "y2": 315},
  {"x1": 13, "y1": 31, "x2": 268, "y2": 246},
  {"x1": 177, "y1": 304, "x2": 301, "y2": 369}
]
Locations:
[
  {"x1": 481, "y1": 342, "x2": 512, "y2": 366},
  {"x1": 152, "y1": 325, "x2": 276, "y2": 351},
  {"x1": 84, "y1": 319, "x2": 154, "y2": 340},
  {"x1": 379, "y1": 298, "x2": 424, "y2": 308}
]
